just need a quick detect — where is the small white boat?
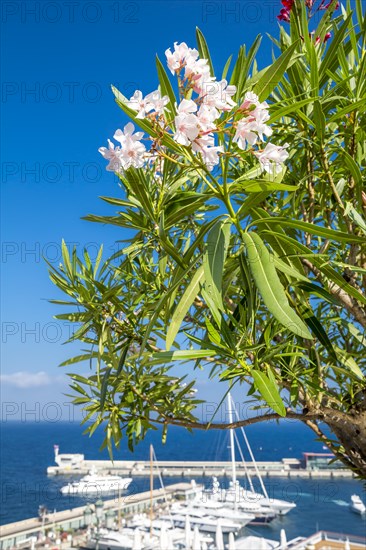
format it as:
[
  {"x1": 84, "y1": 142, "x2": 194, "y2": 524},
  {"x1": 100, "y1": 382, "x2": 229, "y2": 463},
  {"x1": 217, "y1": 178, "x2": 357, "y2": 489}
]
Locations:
[
  {"x1": 350, "y1": 494, "x2": 366, "y2": 514},
  {"x1": 85, "y1": 529, "x2": 136, "y2": 550},
  {"x1": 60, "y1": 467, "x2": 132, "y2": 496}
]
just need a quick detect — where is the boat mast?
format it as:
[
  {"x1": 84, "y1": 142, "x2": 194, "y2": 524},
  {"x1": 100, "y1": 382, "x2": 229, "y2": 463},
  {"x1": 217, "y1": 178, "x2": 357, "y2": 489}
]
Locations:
[
  {"x1": 150, "y1": 444, "x2": 153, "y2": 537},
  {"x1": 227, "y1": 392, "x2": 237, "y2": 490},
  {"x1": 230, "y1": 396, "x2": 269, "y2": 499},
  {"x1": 117, "y1": 485, "x2": 121, "y2": 530}
]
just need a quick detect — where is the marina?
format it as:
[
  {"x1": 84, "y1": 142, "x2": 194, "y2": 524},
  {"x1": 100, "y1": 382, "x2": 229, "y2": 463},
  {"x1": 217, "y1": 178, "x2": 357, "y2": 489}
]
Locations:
[
  {"x1": 1, "y1": 482, "x2": 365, "y2": 550},
  {"x1": 2, "y1": 422, "x2": 365, "y2": 544}
]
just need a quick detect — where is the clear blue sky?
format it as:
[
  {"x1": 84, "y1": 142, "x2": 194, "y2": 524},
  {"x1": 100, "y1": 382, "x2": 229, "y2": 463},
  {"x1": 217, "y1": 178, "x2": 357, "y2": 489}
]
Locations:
[{"x1": 1, "y1": 0, "x2": 282, "y2": 421}]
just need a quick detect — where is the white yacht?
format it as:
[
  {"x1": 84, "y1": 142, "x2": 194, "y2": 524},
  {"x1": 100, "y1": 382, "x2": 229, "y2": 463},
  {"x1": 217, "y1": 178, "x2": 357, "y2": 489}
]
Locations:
[
  {"x1": 60, "y1": 467, "x2": 132, "y2": 496},
  {"x1": 221, "y1": 479, "x2": 296, "y2": 516},
  {"x1": 170, "y1": 499, "x2": 255, "y2": 527},
  {"x1": 350, "y1": 494, "x2": 366, "y2": 515}
]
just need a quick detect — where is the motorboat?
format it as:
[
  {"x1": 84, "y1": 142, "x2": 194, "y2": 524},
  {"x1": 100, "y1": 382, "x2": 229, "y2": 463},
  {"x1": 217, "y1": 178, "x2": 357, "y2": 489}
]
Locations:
[
  {"x1": 60, "y1": 467, "x2": 132, "y2": 496},
  {"x1": 209, "y1": 480, "x2": 276, "y2": 525},
  {"x1": 85, "y1": 529, "x2": 136, "y2": 550},
  {"x1": 219, "y1": 479, "x2": 295, "y2": 517},
  {"x1": 170, "y1": 498, "x2": 255, "y2": 526},
  {"x1": 350, "y1": 494, "x2": 366, "y2": 514}
]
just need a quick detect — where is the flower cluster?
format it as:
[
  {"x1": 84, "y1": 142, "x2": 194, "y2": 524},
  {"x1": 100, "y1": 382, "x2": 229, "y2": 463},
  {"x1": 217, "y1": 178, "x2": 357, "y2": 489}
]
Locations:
[
  {"x1": 277, "y1": 0, "x2": 338, "y2": 24},
  {"x1": 99, "y1": 123, "x2": 146, "y2": 171},
  {"x1": 99, "y1": 42, "x2": 289, "y2": 176}
]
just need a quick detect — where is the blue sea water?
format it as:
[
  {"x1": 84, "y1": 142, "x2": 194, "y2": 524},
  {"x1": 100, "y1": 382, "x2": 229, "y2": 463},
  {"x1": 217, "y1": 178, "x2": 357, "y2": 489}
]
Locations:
[{"x1": 1, "y1": 420, "x2": 365, "y2": 540}]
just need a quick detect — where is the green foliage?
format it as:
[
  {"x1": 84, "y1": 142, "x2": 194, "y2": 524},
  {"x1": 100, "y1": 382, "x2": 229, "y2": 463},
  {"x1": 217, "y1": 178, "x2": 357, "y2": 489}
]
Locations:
[{"x1": 49, "y1": 1, "x2": 366, "y2": 467}]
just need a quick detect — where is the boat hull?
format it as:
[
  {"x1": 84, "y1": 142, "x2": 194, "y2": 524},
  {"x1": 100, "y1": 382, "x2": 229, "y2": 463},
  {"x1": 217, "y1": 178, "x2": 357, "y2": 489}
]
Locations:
[{"x1": 60, "y1": 479, "x2": 133, "y2": 496}]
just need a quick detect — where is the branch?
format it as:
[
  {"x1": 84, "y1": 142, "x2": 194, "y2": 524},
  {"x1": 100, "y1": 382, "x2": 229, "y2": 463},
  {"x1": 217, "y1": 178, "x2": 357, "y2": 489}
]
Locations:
[
  {"x1": 302, "y1": 258, "x2": 366, "y2": 329},
  {"x1": 152, "y1": 409, "x2": 321, "y2": 431},
  {"x1": 303, "y1": 418, "x2": 354, "y2": 471}
]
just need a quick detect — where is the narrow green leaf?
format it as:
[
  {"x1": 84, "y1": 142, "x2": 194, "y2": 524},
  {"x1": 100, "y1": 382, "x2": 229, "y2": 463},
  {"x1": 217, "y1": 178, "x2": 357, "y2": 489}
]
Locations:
[
  {"x1": 231, "y1": 180, "x2": 298, "y2": 193},
  {"x1": 242, "y1": 233, "x2": 312, "y2": 339},
  {"x1": 156, "y1": 55, "x2": 177, "y2": 116},
  {"x1": 61, "y1": 240, "x2": 73, "y2": 279},
  {"x1": 100, "y1": 367, "x2": 112, "y2": 410},
  {"x1": 196, "y1": 28, "x2": 214, "y2": 77},
  {"x1": 60, "y1": 353, "x2": 98, "y2": 367},
  {"x1": 303, "y1": 313, "x2": 337, "y2": 361},
  {"x1": 255, "y1": 217, "x2": 366, "y2": 243},
  {"x1": 166, "y1": 266, "x2": 205, "y2": 350},
  {"x1": 222, "y1": 55, "x2": 233, "y2": 80},
  {"x1": 253, "y1": 41, "x2": 299, "y2": 102},
  {"x1": 153, "y1": 349, "x2": 217, "y2": 362},
  {"x1": 328, "y1": 98, "x2": 366, "y2": 123},
  {"x1": 333, "y1": 346, "x2": 364, "y2": 380},
  {"x1": 313, "y1": 100, "x2": 325, "y2": 141},
  {"x1": 252, "y1": 370, "x2": 286, "y2": 416},
  {"x1": 268, "y1": 98, "x2": 314, "y2": 123},
  {"x1": 203, "y1": 220, "x2": 231, "y2": 311}
]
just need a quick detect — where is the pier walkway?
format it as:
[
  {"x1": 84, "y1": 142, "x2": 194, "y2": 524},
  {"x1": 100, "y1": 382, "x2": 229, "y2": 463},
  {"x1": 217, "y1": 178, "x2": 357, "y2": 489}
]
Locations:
[{"x1": 47, "y1": 459, "x2": 354, "y2": 478}]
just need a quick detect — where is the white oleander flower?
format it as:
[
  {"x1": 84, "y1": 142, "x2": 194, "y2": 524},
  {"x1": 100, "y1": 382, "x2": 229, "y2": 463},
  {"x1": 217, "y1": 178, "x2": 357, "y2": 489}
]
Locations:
[{"x1": 254, "y1": 143, "x2": 289, "y2": 174}]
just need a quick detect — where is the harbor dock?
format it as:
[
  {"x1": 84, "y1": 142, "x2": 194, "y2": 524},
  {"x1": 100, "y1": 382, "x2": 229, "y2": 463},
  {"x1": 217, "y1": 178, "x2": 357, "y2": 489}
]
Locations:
[
  {"x1": 0, "y1": 482, "x2": 194, "y2": 549},
  {"x1": 47, "y1": 458, "x2": 355, "y2": 478}
]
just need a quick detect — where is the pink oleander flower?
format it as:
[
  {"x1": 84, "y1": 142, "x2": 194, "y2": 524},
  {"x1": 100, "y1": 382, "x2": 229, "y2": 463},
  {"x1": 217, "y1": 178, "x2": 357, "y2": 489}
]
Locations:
[
  {"x1": 233, "y1": 120, "x2": 258, "y2": 149},
  {"x1": 277, "y1": 7, "x2": 290, "y2": 21},
  {"x1": 239, "y1": 91, "x2": 261, "y2": 111},
  {"x1": 98, "y1": 139, "x2": 123, "y2": 172},
  {"x1": 177, "y1": 98, "x2": 198, "y2": 114},
  {"x1": 192, "y1": 135, "x2": 223, "y2": 171},
  {"x1": 118, "y1": 137, "x2": 146, "y2": 169},
  {"x1": 144, "y1": 90, "x2": 169, "y2": 116},
  {"x1": 281, "y1": 0, "x2": 294, "y2": 9},
  {"x1": 114, "y1": 122, "x2": 144, "y2": 144},
  {"x1": 127, "y1": 90, "x2": 169, "y2": 119},
  {"x1": 165, "y1": 42, "x2": 199, "y2": 74},
  {"x1": 126, "y1": 90, "x2": 149, "y2": 119},
  {"x1": 313, "y1": 31, "x2": 332, "y2": 44},
  {"x1": 112, "y1": 123, "x2": 146, "y2": 170},
  {"x1": 239, "y1": 92, "x2": 270, "y2": 119},
  {"x1": 173, "y1": 112, "x2": 200, "y2": 145},
  {"x1": 250, "y1": 109, "x2": 273, "y2": 141},
  {"x1": 197, "y1": 105, "x2": 218, "y2": 132},
  {"x1": 200, "y1": 79, "x2": 237, "y2": 111},
  {"x1": 254, "y1": 143, "x2": 289, "y2": 174},
  {"x1": 235, "y1": 93, "x2": 272, "y2": 148},
  {"x1": 186, "y1": 58, "x2": 212, "y2": 86}
]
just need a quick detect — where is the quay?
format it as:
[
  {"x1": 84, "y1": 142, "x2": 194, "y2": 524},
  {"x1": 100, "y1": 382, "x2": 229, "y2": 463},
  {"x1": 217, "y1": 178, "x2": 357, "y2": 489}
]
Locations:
[
  {"x1": 0, "y1": 482, "x2": 195, "y2": 550},
  {"x1": 47, "y1": 458, "x2": 355, "y2": 478}
]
